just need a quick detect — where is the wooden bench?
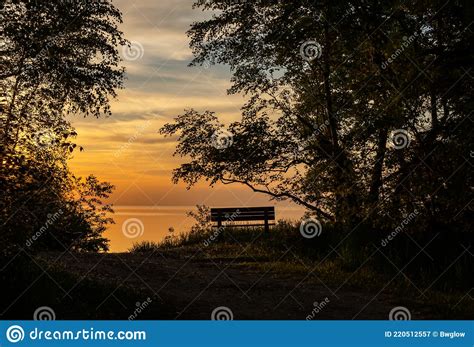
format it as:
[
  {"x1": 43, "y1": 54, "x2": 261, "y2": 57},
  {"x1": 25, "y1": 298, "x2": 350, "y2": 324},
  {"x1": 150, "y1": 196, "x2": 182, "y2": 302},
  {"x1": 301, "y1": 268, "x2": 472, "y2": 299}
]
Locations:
[{"x1": 210, "y1": 207, "x2": 275, "y2": 233}]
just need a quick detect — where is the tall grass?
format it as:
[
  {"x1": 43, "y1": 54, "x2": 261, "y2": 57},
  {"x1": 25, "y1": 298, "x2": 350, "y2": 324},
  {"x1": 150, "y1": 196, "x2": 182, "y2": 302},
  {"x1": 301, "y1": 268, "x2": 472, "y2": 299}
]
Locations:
[{"x1": 129, "y1": 220, "x2": 473, "y2": 293}]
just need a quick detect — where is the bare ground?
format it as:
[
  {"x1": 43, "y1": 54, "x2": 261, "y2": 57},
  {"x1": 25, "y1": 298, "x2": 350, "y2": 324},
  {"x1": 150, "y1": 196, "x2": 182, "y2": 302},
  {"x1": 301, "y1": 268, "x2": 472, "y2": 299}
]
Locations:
[{"x1": 39, "y1": 248, "x2": 454, "y2": 320}]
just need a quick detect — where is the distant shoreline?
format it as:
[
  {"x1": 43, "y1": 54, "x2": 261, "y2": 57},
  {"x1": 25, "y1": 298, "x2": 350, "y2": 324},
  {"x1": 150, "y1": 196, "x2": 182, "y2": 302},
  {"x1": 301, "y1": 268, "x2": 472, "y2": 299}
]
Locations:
[{"x1": 105, "y1": 205, "x2": 306, "y2": 252}]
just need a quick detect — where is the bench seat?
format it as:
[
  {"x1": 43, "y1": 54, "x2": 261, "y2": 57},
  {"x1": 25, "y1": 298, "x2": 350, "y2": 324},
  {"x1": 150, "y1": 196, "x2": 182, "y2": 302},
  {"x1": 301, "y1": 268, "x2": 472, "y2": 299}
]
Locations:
[{"x1": 210, "y1": 206, "x2": 275, "y2": 232}]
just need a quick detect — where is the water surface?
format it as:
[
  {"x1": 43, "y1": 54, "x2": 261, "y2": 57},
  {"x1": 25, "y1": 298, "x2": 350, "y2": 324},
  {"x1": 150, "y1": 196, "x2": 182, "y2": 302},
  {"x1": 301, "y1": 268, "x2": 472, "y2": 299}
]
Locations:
[{"x1": 106, "y1": 205, "x2": 305, "y2": 252}]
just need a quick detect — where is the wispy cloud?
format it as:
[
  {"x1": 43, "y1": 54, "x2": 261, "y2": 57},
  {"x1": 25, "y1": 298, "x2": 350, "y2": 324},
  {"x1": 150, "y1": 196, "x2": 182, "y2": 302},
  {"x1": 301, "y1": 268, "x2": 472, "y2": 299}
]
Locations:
[{"x1": 68, "y1": 0, "x2": 299, "y2": 211}]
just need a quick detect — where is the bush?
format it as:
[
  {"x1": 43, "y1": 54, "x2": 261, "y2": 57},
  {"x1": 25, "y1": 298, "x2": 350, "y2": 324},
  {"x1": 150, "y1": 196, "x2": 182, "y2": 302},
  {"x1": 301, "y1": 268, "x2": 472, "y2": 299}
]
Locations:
[{"x1": 129, "y1": 216, "x2": 473, "y2": 293}]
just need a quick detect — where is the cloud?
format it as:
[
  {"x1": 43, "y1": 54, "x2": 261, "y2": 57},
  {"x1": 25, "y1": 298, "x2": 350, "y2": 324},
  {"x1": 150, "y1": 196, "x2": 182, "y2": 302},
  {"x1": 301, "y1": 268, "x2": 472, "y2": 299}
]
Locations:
[
  {"x1": 102, "y1": 134, "x2": 177, "y2": 145},
  {"x1": 68, "y1": 0, "x2": 296, "y2": 210}
]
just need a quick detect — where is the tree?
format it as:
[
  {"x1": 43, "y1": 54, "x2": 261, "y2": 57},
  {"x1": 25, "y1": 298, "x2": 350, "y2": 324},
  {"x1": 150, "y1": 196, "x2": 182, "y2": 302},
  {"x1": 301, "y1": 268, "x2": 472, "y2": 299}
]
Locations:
[
  {"x1": 1, "y1": 0, "x2": 127, "y2": 253},
  {"x1": 1, "y1": 0, "x2": 126, "y2": 146},
  {"x1": 1, "y1": 141, "x2": 115, "y2": 253},
  {"x1": 161, "y1": 0, "x2": 472, "y2": 231}
]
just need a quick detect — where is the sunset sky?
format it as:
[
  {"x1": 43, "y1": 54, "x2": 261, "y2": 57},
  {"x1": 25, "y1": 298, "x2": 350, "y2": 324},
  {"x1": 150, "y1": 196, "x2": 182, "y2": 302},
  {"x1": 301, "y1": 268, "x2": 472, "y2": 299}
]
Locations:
[{"x1": 67, "y1": 0, "x2": 303, "y2": 212}]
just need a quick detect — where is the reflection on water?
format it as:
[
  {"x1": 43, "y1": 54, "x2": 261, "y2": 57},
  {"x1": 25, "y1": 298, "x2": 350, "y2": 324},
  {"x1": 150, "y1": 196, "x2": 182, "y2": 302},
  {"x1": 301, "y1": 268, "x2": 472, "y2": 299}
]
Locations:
[{"x1": 106, "y1": 205, "x2": 305, "y2": 252}]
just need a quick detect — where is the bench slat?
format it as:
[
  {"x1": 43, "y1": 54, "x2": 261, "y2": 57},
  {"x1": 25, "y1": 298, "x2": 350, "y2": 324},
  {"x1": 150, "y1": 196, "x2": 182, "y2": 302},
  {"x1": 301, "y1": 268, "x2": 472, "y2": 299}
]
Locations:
[
  {"x1": 211, "y1": 207, "x2": 275, "y2": 222},
  {"x1": 210, "y1": 207, "x2": 275, "y2": 213},
  {"x1": 211, "y1": 212, "x2": 275, "y2": 217},
  {"x1": 214, "y1": 223, "x2": 276, "y2": 227},
  {"x1": 211, "y1": 215, "x2": 275, "y2": 222},
  {"x1": 210, "y1": 206, "x2": 275, "y2": 232},
  {"x1": 210, "y1": 210, "x2": 274, "y2": 214},
  {"x1": 211, "y1": 214, "x2": 275, "y2": 219}
]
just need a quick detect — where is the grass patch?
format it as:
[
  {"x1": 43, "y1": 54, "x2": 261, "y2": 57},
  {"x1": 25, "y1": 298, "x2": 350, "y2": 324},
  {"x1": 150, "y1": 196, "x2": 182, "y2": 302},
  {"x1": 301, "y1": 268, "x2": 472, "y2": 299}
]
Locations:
[
  {"x1": 129, "y1": 220, "x2": 474, "y2": 317},
  {"x1": 0, "y1": 254, "x2": 174, "y2": 320}
]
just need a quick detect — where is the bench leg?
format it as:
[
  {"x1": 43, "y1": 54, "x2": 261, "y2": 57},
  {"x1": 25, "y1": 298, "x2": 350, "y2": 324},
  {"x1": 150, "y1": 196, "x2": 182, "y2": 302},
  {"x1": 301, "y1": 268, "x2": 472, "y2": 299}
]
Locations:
[
  {"x1": 264, "y1": 210, "x2": 269, "y2": 233},
  {"x1": 217, "y1": 212, "x2": 222, "y2": 229}
]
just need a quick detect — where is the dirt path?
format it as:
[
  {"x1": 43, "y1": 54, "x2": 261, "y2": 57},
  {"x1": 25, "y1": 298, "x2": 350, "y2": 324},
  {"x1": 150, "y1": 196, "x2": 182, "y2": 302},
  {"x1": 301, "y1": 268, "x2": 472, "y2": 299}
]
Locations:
[{"x1": 40, "y1": 250, "x2": 436, "y2": 319}]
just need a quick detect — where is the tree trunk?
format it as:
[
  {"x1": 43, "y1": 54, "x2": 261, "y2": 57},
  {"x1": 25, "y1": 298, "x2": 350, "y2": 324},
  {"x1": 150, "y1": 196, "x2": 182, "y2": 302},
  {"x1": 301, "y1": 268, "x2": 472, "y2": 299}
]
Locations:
[
  {"x1": 321, "y1": 19, "x2": 357, "y2": 227},
  {"x1": 431, "y1": 86, "x2": 438, "y2": 131},
  {"x1": 368, "y1": 129, "x2": 388, "y2": 204}
]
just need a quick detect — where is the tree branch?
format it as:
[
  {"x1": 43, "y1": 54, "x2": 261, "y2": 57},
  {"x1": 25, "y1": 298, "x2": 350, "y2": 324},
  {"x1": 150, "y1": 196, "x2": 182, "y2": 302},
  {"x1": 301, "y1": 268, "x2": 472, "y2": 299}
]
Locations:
[{"x1": 220, "y1": 177, "x2": 335, "y2": 221}]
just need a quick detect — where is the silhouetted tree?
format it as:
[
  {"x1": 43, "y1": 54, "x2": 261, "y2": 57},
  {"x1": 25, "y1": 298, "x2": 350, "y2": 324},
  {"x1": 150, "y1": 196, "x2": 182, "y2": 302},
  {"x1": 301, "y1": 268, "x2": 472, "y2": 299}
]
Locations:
[
  {"x1": 1, "y1": 0, "x2": 127, "y2": 254},
  {"x1": 161, "y1": 0, "x2": 473, "y2": 231}
]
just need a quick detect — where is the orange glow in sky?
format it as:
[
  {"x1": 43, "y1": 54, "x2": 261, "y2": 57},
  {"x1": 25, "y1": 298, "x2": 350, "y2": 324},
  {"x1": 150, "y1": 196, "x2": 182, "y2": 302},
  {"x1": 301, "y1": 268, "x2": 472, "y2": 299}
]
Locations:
[{"x1": 66, "y1": 0, "x2": 304, "y2": 251}]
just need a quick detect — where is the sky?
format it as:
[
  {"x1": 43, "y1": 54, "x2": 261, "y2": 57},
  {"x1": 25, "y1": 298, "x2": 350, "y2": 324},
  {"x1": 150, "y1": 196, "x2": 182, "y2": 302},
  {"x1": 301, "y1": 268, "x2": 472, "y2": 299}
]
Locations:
[{"x1": 67, "y1": 0, "x2": 304, "y2": 212}]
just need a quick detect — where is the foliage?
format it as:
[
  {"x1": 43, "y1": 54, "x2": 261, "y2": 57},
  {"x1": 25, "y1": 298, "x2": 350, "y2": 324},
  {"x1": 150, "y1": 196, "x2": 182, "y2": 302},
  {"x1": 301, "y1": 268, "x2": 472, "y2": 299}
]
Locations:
[
  {"x1": 129, "y1": 241, "x2": 161, "y2": 253},
  {"x1": 1, "y1": 143, "x2": 115, "y2": 253},
  {"x1": 1, "y1": 0, "x2": 126, "y2": 254},
  {"x1": 161, "y1": 0, "x2": 473, "y2": 231},
  {"x1": 186, "y1": 204, "x2": 212, "y2": 233},
  {"x1": 130, "y1": 220, "x2": 473, "y2": 293},
  {"x1": 1, "y1": 0, "x2": 126, "y2": 129}
]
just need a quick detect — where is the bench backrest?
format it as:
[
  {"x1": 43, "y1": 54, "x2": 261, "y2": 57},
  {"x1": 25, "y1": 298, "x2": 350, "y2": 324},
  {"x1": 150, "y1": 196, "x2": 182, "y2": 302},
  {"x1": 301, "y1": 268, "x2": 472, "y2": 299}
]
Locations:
[{"x1": 210, "y1": 207, "x2": 275, "y2": 222}]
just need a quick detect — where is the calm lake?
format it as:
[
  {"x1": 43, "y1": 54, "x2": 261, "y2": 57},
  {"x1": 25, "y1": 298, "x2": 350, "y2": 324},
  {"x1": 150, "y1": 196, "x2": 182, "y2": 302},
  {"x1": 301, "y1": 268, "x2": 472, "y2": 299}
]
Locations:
[{"x1": 106, "y1": 205, "x2": 306, "y2": 252}]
